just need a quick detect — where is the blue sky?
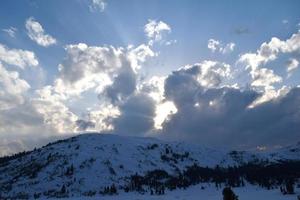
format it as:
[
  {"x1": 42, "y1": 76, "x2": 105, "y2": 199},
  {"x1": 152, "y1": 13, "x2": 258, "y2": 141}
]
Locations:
[
  {"x1": 1, "y1": 0, "x2": 300, "y2": 78},
  {"x1": 0, "y1": 0, "x2": 300, "y2": 154}
]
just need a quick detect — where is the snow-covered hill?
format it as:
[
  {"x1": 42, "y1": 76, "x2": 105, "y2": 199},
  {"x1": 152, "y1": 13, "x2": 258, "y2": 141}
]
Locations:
[{"x1": 0, "y1": 133, "x2": 299, "y2": 199}]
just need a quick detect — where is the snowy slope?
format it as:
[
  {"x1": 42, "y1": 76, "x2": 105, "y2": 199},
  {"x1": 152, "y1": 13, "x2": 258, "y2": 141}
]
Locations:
[
  {"x1": 0, "y1": 133, "x2": 299, "y2": 199},
  {"x1": 46, "y1": 184, "x2": 300, "y2": 200}
]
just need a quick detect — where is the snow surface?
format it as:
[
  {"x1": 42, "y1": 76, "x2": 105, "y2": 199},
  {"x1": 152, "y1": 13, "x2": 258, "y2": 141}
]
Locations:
[{"x1": 46, "y1": 184, "x2": 300, "y2": 200}]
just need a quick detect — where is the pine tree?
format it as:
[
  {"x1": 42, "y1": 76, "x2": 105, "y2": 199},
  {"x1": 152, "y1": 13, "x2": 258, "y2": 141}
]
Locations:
[
  {"x1": 285, "y1": 179, "x2": 295, "y2": 194},
  {"x1": 61, "y1": 185, "x2": 66, "y2": 194},
  {"x1": 165, "y1": 148, "x2": 169, "y2": 154},
  {"x1": 222, "y1": 187, "x2": 238, "y2": 200}
]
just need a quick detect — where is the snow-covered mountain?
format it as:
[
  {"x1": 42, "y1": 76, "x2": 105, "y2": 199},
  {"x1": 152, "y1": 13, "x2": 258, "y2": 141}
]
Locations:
[{"x1": 0, "y1": 133, "x2": 299, "y2": 199}]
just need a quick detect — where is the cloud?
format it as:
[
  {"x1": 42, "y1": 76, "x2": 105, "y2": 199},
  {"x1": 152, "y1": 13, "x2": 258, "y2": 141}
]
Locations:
[
  {"x1": 25, "y1": 17, "x2": 57, "y2": 47},
  {"x1": 157, "y1": 29, "x2": 300, "y2": 147},
  {"x1": 76, "y1": 119, "x2": 95, "y2": 131},
  {"x1": 165, "y1": 61, "x2": 231, "y2": 98},
  {"x1": 2, "y1": 27, "x2": 17, "y2": 38},
  {"x1": 0, "y1": 102, "x2": 46, "y2": 137},
  {"x1": 240, "y1": 32, "x2": 300, "y2": 69},
  {"x1": 0, "y1": 139, "x2": 28, "y2": 157},
  {"x1": 139, "y1": 76, "x2": 177, "y2": 130},
  {"x1": 250, "y1": 67, "x2": 282, "y2": 90},
  {"x1": 238, "y1": 49, "x2": 283, "y2": 97},
  {"x1": 79, "y1": 104, "x2": 120, "y2": 131},
  {"x1": 112, "y1": 93, "x2": 156, "y2": 136},
  {"x1": 54, "y1": 43, "x2": 122, "y2": 96},
  {"x1": 286, "y1": 58, "x2": 299, "y2": 77},
  {"x1": 208, "y1": 39, "x2": 235, "y2": 54},
  {"x1": 37, "y1": 42, "x2": 155, "y2": 136},
  {"x1": 248, "y1": 86, "x2": 290, "y2": 108},
  {"x1": 31, "y1": 85, "x2": 79, "y2": 133},
  {"x1": 89, "y1": 0, "x2": 106, "y2": 12},
  {"x1": 144, "y1": 19, "x2": 171, "y2": 45},
  {"x1": 2, "y1": 25, "x2": 300, "y2": 155},
  {"x1": 127, "y1": 44, "x2": 156, "y2": 71},
  {"x1": 163, "y1": 61, "x2": 232, "y2": 109},
  {"x1": 103, "y1": 65, "x2": 137, "y2": 104},
  {"x1": 0, "y1": 62, "x2": 31, "y2": 110},
  {"x1": 55, "y1": 43, "x2": 155, "y2": 98},
  {"x1": 0, "y1": 103, "x2": 73, "y2": 155},
  {"x1": 0, "y1": 38, "x2": 157, "y2": 154},
  {"x1": 160, "y1": 64, "x2": 300, "y2": 148},
  {"x1": 0, "y1": 45, "x2": 60, "y2": 154},
  {"x1": 245, "y1": 66, "x2": 283, "y2": 108},
  {"x1": 238, "y1": 30, "x2": 300, "y2": 106},
  {"x1": 0, "y1": 43, "x2": 38, "y2": 68},
  {"x1": 51, "y1": 41, "x2": 156, "y2": 136}
]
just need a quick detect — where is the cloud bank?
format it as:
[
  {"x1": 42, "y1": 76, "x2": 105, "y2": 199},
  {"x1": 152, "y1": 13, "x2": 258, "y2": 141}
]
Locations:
[{"x1": 0, "y1": 19, "x2": 300, "y2": 155}]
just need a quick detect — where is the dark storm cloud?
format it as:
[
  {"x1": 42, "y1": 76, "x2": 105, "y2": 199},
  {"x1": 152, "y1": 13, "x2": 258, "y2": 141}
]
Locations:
[
  {"x1": 76, "y1": 119, "x2": 95, "y2": 131},
  {"x1": 159, "y1": 66, "x2": 300, "y2": 148},
  {"x1": 164, "y1": 67, "x2": 202, "y2": 108},
  {"x1": 112, "y1": 93, "x2": 156, "y2": 136},
  {"x1": 102, "y1": 65, "x2": 137, "y2": 104}
]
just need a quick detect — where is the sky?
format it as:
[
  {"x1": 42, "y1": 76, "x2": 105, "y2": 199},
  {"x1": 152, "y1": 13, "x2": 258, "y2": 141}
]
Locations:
[{"x1": 0, "y1": 0, "x2": 300, "y2": 155}]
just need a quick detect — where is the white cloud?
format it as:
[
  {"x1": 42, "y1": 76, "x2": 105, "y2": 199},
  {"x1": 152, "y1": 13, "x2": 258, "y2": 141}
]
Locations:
[
  {"x1": 238, "y1": 31, "x2": 300, "y2": 107},
  {"x1": 1, "y1": 26, "x2": 300, "y2": 153},
  {"x1": 197, "y1": 60, "x2": 231, "y2": 88},
  {"x1": 25, "y1": 17, "x2": 57, "y2": 47},
  {"x1": 208, "y1": 39, "x2": 235, "y2": 54},
  {"x1": 55, "y1": 43, "x2": 155, "y2": 97},
  {"x1": 240, "y1": 33, "x2": 300, "y2": 71},
  {"x1": 0, "y1": 52, "x2": 81, "y2": 138},
  {"x1": 250, "y1": 68, "x2": 282, "y2": 90},
  {"x1": 55, "y1": 43, "x2": 124, "y2": 96},
  {"x1": 31, "y1": 86, "x2": 79, "y2": 133},
  {"x1": 2, "y1": 27, "x2": 17, "y2": 38},
  {"x1": 128, "y1": 44, "x2": 156, "y2": 71},
  {"x1": 286, "y1": 58, "x2": 299, "y2": 77},
  {"x1": 140, "y1": 76, "x2": 166, "y2": 102},
  {"x1": 8, "y1": 41, "x2": 155, "y2": 137},
  {"x1": 89, "y1": 0, "x2": 106, "y2": 12},
  {"x1": 239, "y1": 31, "x2": 300, "y2": 76},
  {"x1": 248, "y1": 86, "x2": 290, "y2": 108},
  {"x1": 0, "y1": 43, "x2": 38, "y2": 68},
  {"x1": 207, "y1": 39, "x2": 220, "y2": 52},
  {"x1": 178, "y1": 60, "x2": 232, "y2": 88},
  {"x1": 6, "y1": 42, "x2": 155, "y2": 138},
  {"x1": 222, "y1": 42, "x2": 235, "y2": 53},
  {"x1": 82, "y1": 103, "x2": 120, "y2": 131},
  {"x1": 0, "y1": 99, "x2": 73, "y2": 154},
  {"x1": 144, "y1": 19, "x2": 171, "y2": 45},
  {"x1": 0, "y1": 63, "x2": 31, "y2": 110}
]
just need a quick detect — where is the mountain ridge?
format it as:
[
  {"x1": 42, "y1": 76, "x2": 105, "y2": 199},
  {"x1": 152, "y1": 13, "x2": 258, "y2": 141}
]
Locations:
[{"x1": 0, "y1": 133, "x2": 299, "y2": 199}]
